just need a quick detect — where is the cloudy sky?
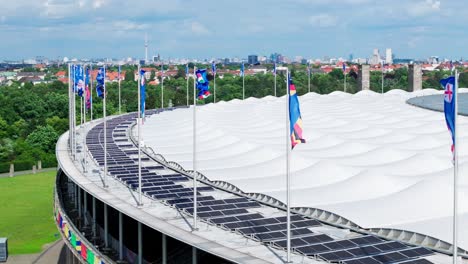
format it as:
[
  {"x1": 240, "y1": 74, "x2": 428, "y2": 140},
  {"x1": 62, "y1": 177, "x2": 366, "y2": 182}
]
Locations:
[{"x1": 0, "y1": 0, "x2": 466, "y2": 60}]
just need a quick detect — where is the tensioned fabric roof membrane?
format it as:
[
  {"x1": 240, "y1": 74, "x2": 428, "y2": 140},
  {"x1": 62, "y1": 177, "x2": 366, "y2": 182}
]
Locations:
[{"x1": 143, "y1": 88, "x2": 468, "y2": 250}]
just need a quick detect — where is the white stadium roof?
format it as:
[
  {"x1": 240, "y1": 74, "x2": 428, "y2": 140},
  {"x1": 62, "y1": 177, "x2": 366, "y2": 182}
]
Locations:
[{"x1": 143, "y1": 89, "x2": 468, "y2": 250}]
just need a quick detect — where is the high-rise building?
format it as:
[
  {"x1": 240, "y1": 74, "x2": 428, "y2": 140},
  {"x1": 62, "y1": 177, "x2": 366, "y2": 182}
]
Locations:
[
  {"x1": 386, "y1": 48, "x2": 393, "y2": 64},
  {"x1": 369, "y1": 49, "x2": 381, "y2": 65},
  {"x1": 248, "y1": 55, "x2": 259, "y2": 65}
]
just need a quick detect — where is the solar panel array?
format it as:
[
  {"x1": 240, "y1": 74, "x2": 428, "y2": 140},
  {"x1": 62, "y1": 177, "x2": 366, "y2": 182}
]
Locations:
[{"x1": 83, "y1": 109, "x2": 436, "y2": 264}]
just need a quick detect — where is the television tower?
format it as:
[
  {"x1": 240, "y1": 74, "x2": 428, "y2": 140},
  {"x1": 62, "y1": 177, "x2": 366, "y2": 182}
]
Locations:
[{"x1": 145, "y1": 33, "x2": 148, "y2": 64}]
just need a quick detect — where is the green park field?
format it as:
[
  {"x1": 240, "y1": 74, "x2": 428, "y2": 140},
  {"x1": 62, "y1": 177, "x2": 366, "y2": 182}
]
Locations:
[{"x1": 0, "y1": 171, "x2": 58, "y2": 254}]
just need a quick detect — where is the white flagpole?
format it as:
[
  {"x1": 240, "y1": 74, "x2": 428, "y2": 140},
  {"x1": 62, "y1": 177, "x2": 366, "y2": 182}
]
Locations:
[
  {"x1": 243, "y1": 65, "x2": 245, "y2": 100},
  {"x1": 453, "y1": 70, "x2": 459, "y2": 264},
  {"x1": 186, "y1": 65, "x2": 189, "y2": 106},
  {"x1": 381, "y1": 63, "x2": 384, "y2": 94},
  {"x1": 193, "y1": 66, "x2": 198, "y2": 231},
  {"x1": 83, "y1": 65, "x2": 87, "y2": 174},
  {"x1": 118, "y1": 65, "x2": 121, "y2": 114},
  {"x1": 161, "y1": 64, "x2": 164, "y2": 109},
  {"x1": 285, "y1": 68, "x2": 291, "y2": 263},
  {"x1": 68, "y1": 64, "x2": 72, "y2": 153},
  {"x1": 72, "y1": 67, "x2": 76, "y2": 161},
  {"x1": 274, "y1": 71, "x2": 277, "y2": 97},
  {"x1": 138, "y1": 64, "x2": 143, "y2": 206},
  {"x1": 90, "y1": 64, "x2": 94, "y2": 121},
  {"x1": 344, "y1": 71, "x2": 347, "y2": 92},
  {"x1": 103, "y1": 65, "x2": 108, "y2": 188},
  {"x1": 308, "y1": 68, "x2": 311, "y2": 93},
  {"x1": 81, "y1": 96, "x2": 83, "y2": 125},
  {"x1": 214, "y1": 71, "x2": 216, "y2": 103}
]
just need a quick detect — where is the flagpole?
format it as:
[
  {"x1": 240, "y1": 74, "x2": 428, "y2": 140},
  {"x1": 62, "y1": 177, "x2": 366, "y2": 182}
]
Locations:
[
  {"x1": 186, "y1": 65, "x2": 189, "y2": 106},
  {"x1": 118, "y1": 65, "x2": 121, "y2": 114},
  {"x1": 344, "y1": 72, "x2": 347, "y2": 93},
  {"x1": 161, "y1": 64, "x2": 164, "y2": 109},
  {"x1": 138, "y1": 64, "x2": 143, "y2": 206},
  {"x1": 90, "y1": 64, "x2": 93, "y2": 121},
  {"x1": 68, "y1": 64, "x2": 72, "y2": 154},
  {"x1": 214, "y1": 72, "x2": 216, "y2": 103},
  {"x1": 308, "y1": 68, "x2": 311, "y2": 93},
  {"x1": 381, "y1": 63, "x2": 384, "y2": 94},
  {"x1": 193, "y1": 66, "x2": 198, "y2": 231},
  {"x1": 285, "y1": 68, "x2": 291, "y2": 263},
  {"x1": 103, "y1": 65, "x2": 108, "y2": 188},
  {"x1": 83, "y1": 65, "x2": 87, "y2": 174},
  {"x1": 453, "y1": 69, "x2": 459, "y2": 264},
  {"x1": 274, "y1": 71, "x2": 277, "y2": 97},
  {"x1": 243, "y1": 66, "x2": 245, "y2": 100},
  {"x1": 72, "y1": 66, "x2": 76, "y2": 161}
]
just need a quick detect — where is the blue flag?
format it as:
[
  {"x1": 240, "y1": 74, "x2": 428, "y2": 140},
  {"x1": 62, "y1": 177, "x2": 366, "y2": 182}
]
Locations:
[
  {"x1": 73, "y1": 65, "x2": 85, "y2": 97},
  {"x1": 96, "y1": 67, "x2": 105, "y2": 98},
  {"x1": 273, "y1": 63, "x2": 276, "y2": 76},
  {"x1": 118, "y1": 65, "x2": 121, "y2": 80},
  {"x1": 342, "y1": 63, "x2": 346, "y2": 72},
  {"x1": 240, "y1": 63, "x2": 244, "y2": 77},
  {"x1": 140, "y1": 69, "x2": 146, "y2": 119},
  {"x1": 185, "y1": 64, "x2": 189, "y2": 76},
  {"x1": 441, "y1": 76, "x2": 456, "y2": 159},
  {"x1": 212, "y1": 62, "x2": 216, "y2": 74},
  {"x1": 196, "y1": 69, "x2": 210, "y2": 99},
  {"x1": 85, "y1": 67, "x2": 91, "y2": 109}
]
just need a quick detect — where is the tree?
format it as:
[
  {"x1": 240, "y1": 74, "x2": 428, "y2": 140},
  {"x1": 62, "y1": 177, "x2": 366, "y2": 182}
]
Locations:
[
  {"x1": 25, "y1": 125, "x2": 59, "y2": 153},
  {"x1": 150, "y1": 70, "x2": 156, "y2": 82}
]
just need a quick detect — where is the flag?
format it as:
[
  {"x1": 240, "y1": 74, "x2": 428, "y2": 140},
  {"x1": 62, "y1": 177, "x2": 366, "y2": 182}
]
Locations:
[
  {"x1": 85, "y1": 67, "x2": 91, "y2": 109},
  {"x1": 289, "y1": 73, "x2": 306, "y2": 149},
  {"x1": 212, "y1": 62, "x2": 216, "y2": 74},
  {"x1": 342, "y1": 63, "x2": 346, "y2": 73},
  {"x1": 96, "y1": 67, "x2": 105, "y2": 98},
  {"x1": 196, "y1": 69, "x2": 210, "y2": 99},
  {"x1": 118, "y1": 65, "x2": 121, "y2": 80},
  {"x1": 441, "y1": 76, "x2": 456, "y2": 159},
  {"x1": 140, "y1": 69, "x2": 146, "y2": 119},
  {"x1": 185, "y1": 64, "x2": 189, "y2": 76},
  {"x1": 273, "y1": 63, "x2": 276, "y2": 76},
  {"x1": 307, "y1": 63, "x2": 310, "y2": 75},
  {"x1": 240, "y1": 63, "x2": 244, "y2": 77},
  {"x1": 450, "y1": 61, "x2": 455, "y2": 72},
  {"x1": 74, "y1": 65, "x2": 85, "y2": 97}
]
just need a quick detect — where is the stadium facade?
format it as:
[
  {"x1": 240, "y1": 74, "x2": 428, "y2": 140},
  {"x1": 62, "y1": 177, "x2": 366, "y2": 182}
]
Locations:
[{"x1": 55, "y1": 91, "x2": 467, "y2": 264}]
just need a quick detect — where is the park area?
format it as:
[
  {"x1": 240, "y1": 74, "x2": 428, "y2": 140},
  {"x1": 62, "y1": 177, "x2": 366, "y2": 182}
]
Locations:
[{"x1": 0, "y1": 171, "x2": 58, "y2": 255}]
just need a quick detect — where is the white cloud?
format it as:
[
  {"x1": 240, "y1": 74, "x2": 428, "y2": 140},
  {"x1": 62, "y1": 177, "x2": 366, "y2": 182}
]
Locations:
[
  {"x1": 309, "y1": 14, "x2": 337, "y2": 27},
  {"x1": 191, "y1": 21, "x2": 210, "y2": 35},
  {"x1": 407, "y1": 0, "x2": 441, "y2": 17}
]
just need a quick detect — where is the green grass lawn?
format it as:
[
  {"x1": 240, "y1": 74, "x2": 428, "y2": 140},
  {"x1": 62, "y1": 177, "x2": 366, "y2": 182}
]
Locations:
[{"x1": 0, "y1": 171, "x2": 59, "y2": 255}]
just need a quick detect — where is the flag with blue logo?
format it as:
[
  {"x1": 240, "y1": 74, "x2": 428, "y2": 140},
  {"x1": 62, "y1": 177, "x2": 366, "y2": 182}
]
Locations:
[
  {"x1": 289, "y1": 73, "x2": 306, "y2": 149},
  {"x1": 212, "y1": 62, "x2": 216, "y2": 74},
  {"x1": 140, "y1": 69, "x2": 146, "y2": 119},
  {"x1": 74, "y1": 65, "x2": 85, "y2": 97},
  {"x1": 342, "y1": 63, "x2": 346, "y2": 73},
  {"x1": 96, "y1": 67, "x2": 105, "y2": 98},
  {"x1": 240, "y1": 63, "x2": 244, "y2": 77},
  {"x1": 441, "y1": 76, "x2": 456, "y2": 159},
  {"x1": 273, "y1": 63, "x2": 276, "y2": 76},
  {"x1": 85, "y1": 67, "x2": 91, "y2": 109},
  {"x1": 196, "y1": 69, "x2": 210, "y2": 99}
]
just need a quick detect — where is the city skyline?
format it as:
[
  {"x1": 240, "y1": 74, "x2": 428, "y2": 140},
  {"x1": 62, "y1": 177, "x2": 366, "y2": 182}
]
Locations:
[{"x1": 0, "y1": 0, "x2": 466, "y2": 60}]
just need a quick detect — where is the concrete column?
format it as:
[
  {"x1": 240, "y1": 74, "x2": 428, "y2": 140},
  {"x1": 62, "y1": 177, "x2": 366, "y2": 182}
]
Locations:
[
  {"x1": 162, "y1": 234, "x2": 167, "y2": 264},
  {"x1": 119, "y1": 212, "x2": 123, "y2": 261},
  {"x1": 92, "y1": 196, "x2": 96, "y2": 238},
  {"x1": 9, "y1": 164, "x2": 13, "y2": 177},
  {"x1": 78, "y1": 187, "x2": 82, "y2": 220},
  {"x1": 138, "y1": 222, "x2": 142, "y2": 264},
  {"x1": 408, "y1": 64, "x2": 422, "y2": 92},
  {"x1": 192, "y1": 247, "x2": 197, "y2": 264},
  {"x1": 38, "y1": 160, "x2": 42, "y2": 171},
  {"x1": 83, "y1": 191, "x2": 88, "y2": 226},
  {"x1": 358, "y1": 65, "x2": 370, "y2": 91},
  {"x1": 104, "y1": 204, "x2": 108, "y2": 247}
]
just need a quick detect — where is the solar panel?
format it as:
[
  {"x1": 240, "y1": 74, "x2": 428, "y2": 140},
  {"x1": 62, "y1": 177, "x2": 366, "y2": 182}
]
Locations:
[
  {"x1": 398, "y1": 259, "x2": 433, "y2": 264},
  {"x1": 399, "y1": 248, "x2": 433, "y2": 258},
  {"x1": 344, "y1": 257, "x2": 382, "y2": 264}
]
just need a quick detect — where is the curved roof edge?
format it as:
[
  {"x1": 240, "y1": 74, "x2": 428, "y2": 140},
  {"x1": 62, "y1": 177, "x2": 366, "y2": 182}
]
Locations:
[{"x1": 131, "y1": 123, "x2": 467, "y2": 256}]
